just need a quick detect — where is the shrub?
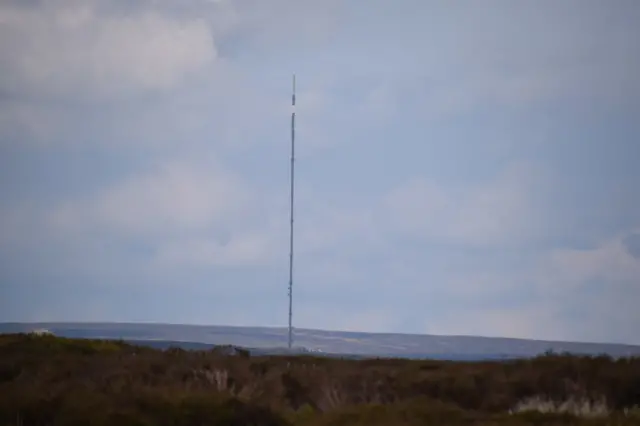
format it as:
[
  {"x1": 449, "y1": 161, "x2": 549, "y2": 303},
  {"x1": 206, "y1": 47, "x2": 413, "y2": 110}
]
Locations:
[{"x1": 2, "y1": 334, "x2": 640, "y2": 426}]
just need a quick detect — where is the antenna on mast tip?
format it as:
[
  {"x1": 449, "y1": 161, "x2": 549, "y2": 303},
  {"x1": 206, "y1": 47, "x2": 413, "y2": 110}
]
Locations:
[{"x1": 292, "y1": 74, "x2": 296, "y2": 107}]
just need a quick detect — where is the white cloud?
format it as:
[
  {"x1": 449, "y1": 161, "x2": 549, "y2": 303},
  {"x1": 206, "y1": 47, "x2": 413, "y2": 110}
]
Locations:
[
  {"x1": 50, "y1": 159, "x2": 252, "y2": 238},
  {"x1": 539, "y1": 231, "x2": 640, "y2": 343},
  {"x1": 297, "y1": 200, "x2": 380, "y2": 256},
  {"x1": 222, "y1": 0, "x2": 341, "y2": 51},
  {"x1": 365, "y1": 1, "x2": 640, "y2": 120},
  {"x1": 0, "y1": 0, "x2": 217, "y2": 100},
  {"x1": 380, "y1": 162, "x2": 540, "y2": 247},
  {"x1": 542, "y1": 231, "x2": 640, "y2": 293},
  {"x1": 413, "y1": 230, "x2": 640, "y2": 344},
  {"x1": 152, "y1": 232, "x2": 279, "y2": 268}
]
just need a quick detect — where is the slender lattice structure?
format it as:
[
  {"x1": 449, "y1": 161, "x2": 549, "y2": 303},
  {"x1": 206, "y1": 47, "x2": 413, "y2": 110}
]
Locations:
[{"x1": 288, "y1": 75, "x2": 296, "y2": 350}]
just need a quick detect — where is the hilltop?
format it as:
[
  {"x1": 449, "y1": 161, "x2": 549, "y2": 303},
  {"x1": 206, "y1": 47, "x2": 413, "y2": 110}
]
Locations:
[{"x1": 1, "y1": 322, "x2": 639, "y2": 359}]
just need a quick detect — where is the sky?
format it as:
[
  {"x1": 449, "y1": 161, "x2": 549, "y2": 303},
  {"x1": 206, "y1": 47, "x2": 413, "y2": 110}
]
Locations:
[{"x1": 1, "y1": 0, "x2": 640, "y2": 345}]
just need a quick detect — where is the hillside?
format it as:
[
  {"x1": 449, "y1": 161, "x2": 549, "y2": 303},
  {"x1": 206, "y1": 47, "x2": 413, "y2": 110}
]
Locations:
[{"x1": 2, "y1": 322, "x2": 640, "y2": 359}]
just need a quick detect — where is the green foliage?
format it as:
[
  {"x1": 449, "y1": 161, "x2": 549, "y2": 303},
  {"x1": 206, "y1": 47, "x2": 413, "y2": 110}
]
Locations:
[{"x1": 1, "y1": 334, "x2": 640, "y2": 426}]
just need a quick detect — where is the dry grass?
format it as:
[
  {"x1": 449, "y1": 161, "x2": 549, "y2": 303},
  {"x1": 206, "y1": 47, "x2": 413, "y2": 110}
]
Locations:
[{"x1": 509, "y1": 395, "x2": 610, "y2": 417}]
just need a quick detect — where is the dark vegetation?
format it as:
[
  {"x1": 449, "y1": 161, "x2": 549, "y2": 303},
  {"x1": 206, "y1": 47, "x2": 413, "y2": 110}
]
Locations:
[{"x1": 1, "y1": 334, "x2": 639, "y2": 425}]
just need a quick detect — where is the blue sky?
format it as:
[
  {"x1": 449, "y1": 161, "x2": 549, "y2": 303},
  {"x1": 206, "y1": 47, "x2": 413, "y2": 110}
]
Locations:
[{"x1": 1, "y1": 0, "x2": 639, "y2": 345}]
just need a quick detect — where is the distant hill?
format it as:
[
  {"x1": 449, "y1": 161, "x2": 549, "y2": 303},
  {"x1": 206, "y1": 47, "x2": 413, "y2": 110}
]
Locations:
[{"x1": 1, "y1": 322, "x2": 639, "y2": 360}]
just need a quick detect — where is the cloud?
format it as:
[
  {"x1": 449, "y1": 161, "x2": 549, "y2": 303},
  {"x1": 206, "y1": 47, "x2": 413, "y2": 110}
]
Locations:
[
  {"x1": 339, "y1": 0, "x2": 640, "y2": 121},
  {"x1": 0, "y1": 0, "x2": 240, "y2": 149},
  {"x1": 0, "y1": 0, "x2": 217, "y2": 100},
  {"x1": 152, "y1": 231, "x2": 280, "y2": 269},
  {"x1": 544, "y1": 231, "x2": 640, "y2": 292},
  {"x1": 622, "y1": 232, "x2": 640, "y2": 259},
  {"x1": 379, "y1": 162, "x2": 542, "y2": 247},
  {"x1": 50, "y1": 159, "x2": 252, "y2": 238},
  {"x1": 414, "y1": 229, "x2": 640, "y2": 344},
  {"x1": 536, "y1": 232, "x2": 640, "y2": 343}
]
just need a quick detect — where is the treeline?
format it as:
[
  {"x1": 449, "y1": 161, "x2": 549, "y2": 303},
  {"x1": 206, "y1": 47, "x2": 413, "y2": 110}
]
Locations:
[{"x1": 0, "y1": 333, "x2": 639, "y2": 425}]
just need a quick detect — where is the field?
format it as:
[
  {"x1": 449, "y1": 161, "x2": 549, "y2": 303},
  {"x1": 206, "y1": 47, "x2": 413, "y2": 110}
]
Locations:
[{"x1": 1, "y1": 333, "x2": 639, "y2": 425}]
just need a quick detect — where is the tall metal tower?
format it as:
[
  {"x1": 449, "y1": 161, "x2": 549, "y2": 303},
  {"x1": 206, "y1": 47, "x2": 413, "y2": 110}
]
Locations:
[{"x1": 288, "y1": 74, "x2": 296, "y2": 350}]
